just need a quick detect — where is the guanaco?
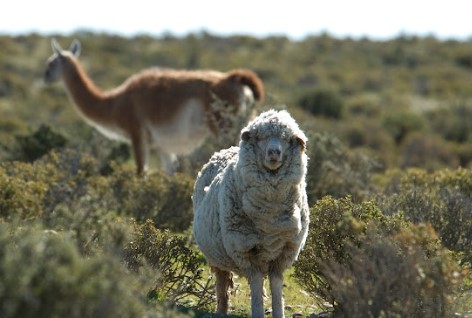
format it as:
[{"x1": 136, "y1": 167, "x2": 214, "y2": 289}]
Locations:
[{"x1": 44, "y1": 39, "x2": 264, "y2": 175}]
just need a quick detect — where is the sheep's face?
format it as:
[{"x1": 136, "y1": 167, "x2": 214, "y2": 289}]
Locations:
[
  {"x1": 259, "y1": 135, "x2": 288, "y2": 171},
  {"x1": 241, "y1": 130, "x2": 305, "y2": 172}
]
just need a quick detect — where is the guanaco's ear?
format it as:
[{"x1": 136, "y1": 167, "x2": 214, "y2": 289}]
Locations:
[
  {"x1": 241, "y1": 130, "x2": 251, "y2": 142},
  {"x1": 51, "y1": 38, "x2": 63, "y2": 55},
  {"x1": 70, "y1": 39, "x2": 81, "y2": 57}
]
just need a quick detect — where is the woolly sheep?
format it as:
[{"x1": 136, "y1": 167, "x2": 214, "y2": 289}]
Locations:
[{"x1": 192, "y1": 109, "x2": 309, "y2": 318}]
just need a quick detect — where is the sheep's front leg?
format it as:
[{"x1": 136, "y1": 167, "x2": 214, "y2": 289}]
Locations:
[
  {"x1": 269, "y1": 268, "x2": 285, "y2": 318},
  {"x1": 248, "y1": 270, "x2": 265, "y2": 318},
  {"x1": 212, "y1": 266, "x2": 232, "y2": 314}
]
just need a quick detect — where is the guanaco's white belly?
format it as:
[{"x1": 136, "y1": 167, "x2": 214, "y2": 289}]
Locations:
[
  {"x1": 86, "y1": 119, "x2": 130, "y2": 143},
  {"x1": 148, "y1": 99, "x2": 210, "y2": 155}
]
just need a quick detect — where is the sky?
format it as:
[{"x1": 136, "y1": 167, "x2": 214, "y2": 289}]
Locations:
[{"x1": 1, "y1": 0, "x2": 471, "y2": 40}]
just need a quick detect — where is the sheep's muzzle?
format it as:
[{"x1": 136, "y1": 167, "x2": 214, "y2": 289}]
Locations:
[{"x1": 263, "y1": 136, "x2": 284, "y2": 171}]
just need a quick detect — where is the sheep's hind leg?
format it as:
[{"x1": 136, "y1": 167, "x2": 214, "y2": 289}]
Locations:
[
  {"x1": 269, "y1": 268, "x2": 285, "y2": 318},
  {"x1": 212, "y1": 266, "x2": 232, "y2": 314},
  {"x1": 248, "y1": 270, "x2": 265, "y2": 318}
]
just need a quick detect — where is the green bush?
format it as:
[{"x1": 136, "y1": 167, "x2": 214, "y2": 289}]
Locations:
[
  {"x1": 0, "y1": 223, "x2": 190, "y2": 318},
  {"x1": 294, "y1": 196, "x2": 461, "y2": 317},
  {"x1": 375, "y1": 168, "x2": 472, "y2": 266},
  {"x1": 0, "y1": 116, "x2": 28, "y2": 158},
  {"x1": 321, "y1": 224, "x2": 460, "y2": 317},
  {"x1": 294, "y1": 197, "x2": 405, "y2": 303},
  {"x1": 124, "y1": 220, "x2": 214, "y2": 308},
  {"x1": 297, "y1": 89, "x2": 344, "y2": 119},
  {"x1": 306, "y1": 133, "x2": 379, "y2": 203},
  {"x1": 345, "y1": 94, "x2": 382, "y2": 118},
  {"x1": 382, "y1": 110, "x2": 426, "y2": 144},
  {"x1": 0, "y1": 162, "x2": 49, "y2": 219},
  {"x1": 400, "y1": 133, "x2": 459, "y2": 170},
  {"x1": 11, "y1": 124, "x2": 67, "y2": 162},
  {"x1": 0, "y1": 150, "x2": 195, "y2": 232},
  {"x1": 426, "y1": 102, "x2": 472, "y2": 143},
  {"x1": 338, "y1": 118, "x2": 395, "y2": 167},
  {"x1": 103, "y1": 164, "x2": 194, "y2": 231},
  {"x1": 0, "y1": 149, "x2": 102, "y2": 222},
  {"x1": 454, "y1": 142, "x2": 472, "y2": 167}
]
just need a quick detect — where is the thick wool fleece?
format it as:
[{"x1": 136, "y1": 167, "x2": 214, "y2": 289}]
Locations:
[{"x1": 193, "y1": 109, "x2": 309, "y2": 277}]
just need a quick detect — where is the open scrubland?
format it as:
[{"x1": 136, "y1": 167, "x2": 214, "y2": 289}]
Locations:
[{"x1": 0, "y1": 33, "x2": 471, "y2": 317}]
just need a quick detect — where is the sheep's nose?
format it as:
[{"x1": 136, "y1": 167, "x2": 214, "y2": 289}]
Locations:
[
  {"x1": 266, "y1": 137, "x2": 283, "y2": 161},
  {"x1": 267, "y1": 148, "x2": 281, "y2": 160}
]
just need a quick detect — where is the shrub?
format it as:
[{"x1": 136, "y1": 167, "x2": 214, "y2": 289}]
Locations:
[
  {"x1": 0, "y1": 162, "x2": 49, "y2": 219},
  {"x1": 400, "y1": 133, "x2": 459, "y2": 170},
  {"x1": 344, "y1": 94, "x2": 382, "y2": 118},
  {"x1": 0, "y1": 150, "x2": 195, "y2": 232},
  {"x1": 294, "y1": 196, "x2": 461, "y2": 317},
  {"x1": 11, "y1": 124, "x2": 67, "y2": 162},
  {"x1": 0, "y1": 223, "x2": 190, "y2": 318},
  {"x1": 375, "y1": 168, "x2": 472, "y2": 266},
  {"x1": 338, "y1": 118, "x2": 395, "y2": 167},
  {"x1": 321, "y1": 224, "x2": 460, "y2": 317},
  {"x1": 99, "y1": 142, "x2": 131, "y2": 175},
  {"x1": 0, "y1": 149, "x2": 103, "y2": 222},
  {"x1": 426, "y1": 102, "x2": 472, "y2": 143},
  {"x1": 455, "y1": 53, "x2": 472, "y2": 69},
  {"x1": 124, "y1": 220, "x2": 214, "y2": 308},
  {"x1": 54, "y1": 157, "x2": 195, "y2": 232},
  {"x1": 382, "y1": 110, "x2": 426, "y2": 144},
  {"x1": 297, "y1": 89, "x2": 344, "y2": 119},
  {"x1": 454, "y1": 142, "x2": 472, "y2": 167},
  {"x1": 37, "y1": 149, "x2": 102, "y2": 214},
  {"x1": 306, "y1": 133, "x2": 380, "y2": 204},
  {"x1": 294, "y1": 197, "x2": 404, "y2": 304},
  {"x1": 43, "y1": 196, "x2": 130, "y2": 256},
  {"x1": 0, "y1": 116, "x2": 28, "y2": 157},
  {"x1": 103, "y1": 164, "x2": 194, "y2": 231}
]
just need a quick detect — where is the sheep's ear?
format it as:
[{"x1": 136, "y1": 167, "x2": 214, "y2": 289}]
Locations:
[
  {"x1": 51, "y1": 38, "x2": 63, "y2": 55},
  {"x1": 241, "y1": 130, "x2": 251, "y2": 141},
  {"x1": 296, "y1": 137, "x2": 306, "y2": 152},
  {"x1": 70, "y1": 39, "x2": 81, "y2": 57}
]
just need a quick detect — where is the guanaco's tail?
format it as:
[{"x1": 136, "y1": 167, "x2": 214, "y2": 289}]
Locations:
[{"x1": 226, "y1": 69, "x2": 265, "y2": 103}]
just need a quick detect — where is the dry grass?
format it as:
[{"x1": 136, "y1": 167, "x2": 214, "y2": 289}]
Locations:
[{"x1": 193, "y1": 267, "x2": 323, "y2": 318}]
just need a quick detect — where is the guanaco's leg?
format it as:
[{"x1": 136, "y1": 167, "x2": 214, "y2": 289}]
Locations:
[
  {"x1": 130, "y1": 130, "x2": 148, "y2": 176},
  {"x1": 159, "y1": 151, "x2": 177, "y2": 175}
]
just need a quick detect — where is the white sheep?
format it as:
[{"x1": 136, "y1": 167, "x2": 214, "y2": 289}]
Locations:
[
  {"x1": 193, "y1": 109, "x2": 309, "y2": 318},
  {"x1": 43, "y1": 39, "x2": 264, "y2": 175}
]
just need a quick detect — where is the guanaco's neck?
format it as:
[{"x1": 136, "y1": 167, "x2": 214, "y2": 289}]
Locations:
[{"x1": 62, "y1": 57, "x2": 114, "y2": 124}]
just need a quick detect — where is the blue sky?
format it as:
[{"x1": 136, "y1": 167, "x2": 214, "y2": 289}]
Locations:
[{"x1": 1, "y1": 0, "x2": 471, "y2": 40}]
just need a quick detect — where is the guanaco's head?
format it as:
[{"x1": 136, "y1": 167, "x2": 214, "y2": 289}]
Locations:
[{"x1": 44, "y1": 39, "x2": 81, "y2": 84}]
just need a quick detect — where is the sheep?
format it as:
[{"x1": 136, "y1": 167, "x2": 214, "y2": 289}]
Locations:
[
  {"x1": 192, "y1": 109, "x2": 309, "y2": 318},
  {"x1": 43, "y1": 39, "x2": 264, "y2": 175}
]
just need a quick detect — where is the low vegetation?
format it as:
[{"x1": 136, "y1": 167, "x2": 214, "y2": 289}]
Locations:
[{"x1": 0, "y1": 32, "x2": 471, "y2": 317}]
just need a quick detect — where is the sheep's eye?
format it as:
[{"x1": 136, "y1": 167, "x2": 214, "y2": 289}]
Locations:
[{"x1": 257, "y1": 137, "x2": 268, "y2": 150}]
